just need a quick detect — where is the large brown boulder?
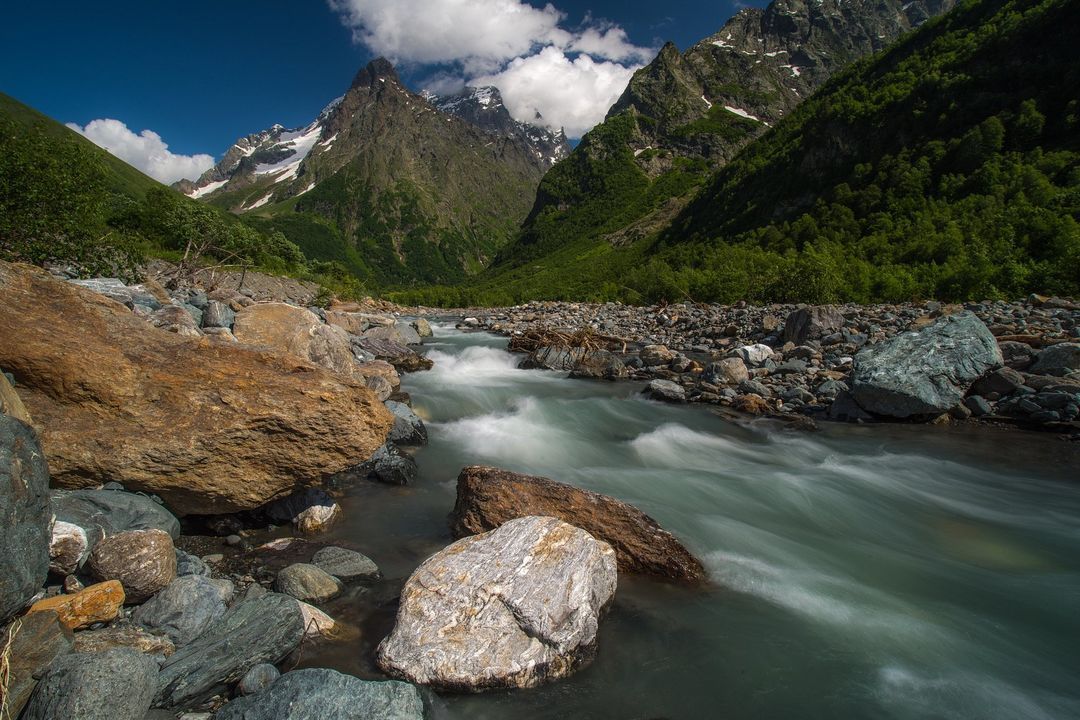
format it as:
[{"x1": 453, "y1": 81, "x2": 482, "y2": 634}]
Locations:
[
  {"x1": 233, "y1": 302, "x2": 401, "y2": 389},
  {"x1": 0, "y1": 262, "x2": 393, "y2": 515},
  {"x1": 452, "y1": 466, "x2": 706, "y2": 583}
]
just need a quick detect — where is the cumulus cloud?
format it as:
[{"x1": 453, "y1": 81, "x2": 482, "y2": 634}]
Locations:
[
  {"x1": 329, "y1": 0, "x2": 656, "y2": 137},
  {"x1": 472, "y1": 47, "x2": 638, "y2": 137},
  {"x1": 65, "y1": 119, "x2": 215, "y2": 184}
]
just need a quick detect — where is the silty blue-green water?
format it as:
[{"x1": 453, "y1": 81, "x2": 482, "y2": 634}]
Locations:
[{"x1": 310, "y1": 324, "x2": 1080, "y2": 720}]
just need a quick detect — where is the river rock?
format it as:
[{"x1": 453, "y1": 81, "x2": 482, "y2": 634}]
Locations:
[
  {"x1": 73, "y1": 625, "x2": 176, "y2": 657},
  {"x1": 175, "y1": 549, "x2": 210, "y2": 577},
  {"x1": 265, "y1": 488, "x2": 341, "y2": 534},
  {"x1": 1031, "y1": 342, "x2": 1080, "y2": 377},
  {"x1": 0, "y1": 414, "x2": 50, "y2": 621},
  {"x1": 354, "y1": 336, "x2": 433, "y2": 372},
  {"x1": 275, "y1": 563, "x2": 342, "y2": 603},
  {"x1": 640, "y1": 344, "x2": 675, "y2": 367},
  {"x1": 1, "y1": 610, "x2": 74, "y2": 719},
  {"x1": 377, "y1": 516, "x2": 617, "y2": 691},
  {"x1": 412, "y1": 318, "x2": 433, "y2": 339},
  {"x1": 452, "y1": 465, "x2": 705, "y2": 583},
  {"x1": 133, "y1": 575, "x2": 228, "y2": 646},
  {"x1": 522, "y1": 345, "x2": 586, "y2": 371},
  {"x1": 644, "y1": 379, "x2": 686, "y2": 403},
  {"x1": 783, "y1": 305, "x2": 844, "y2": 344},
  {"x1": 27, "y1": 580, "x2": 125, "y2": 629},
  {"x1": 154, "y1": 592, "x2": 304, "y2": 708},
  {"x1": 851, "y1": 312, "x2": 1003, "y2": 418},
  {"x1": 51, "y1": 487, "x2": 181, "y2": 550},
  {"x1": 150, "y1": 305, "x2": 201, "y2": 337},
  {"x1": 216, "y1": 668, "x2": 425, "y2": 720},
  {"x1": 367, "y1": 322, "x2": 423, "y2": 346},
  {"x1": 22, "y1": 647, "x2": 158, "y2": 720},
  {"x1": 569, "y1": 350, "x2": 627, "y2": 380},
  {"x1": 238, "y1": 663, "x2": 280, "y2": 696},
  {"x1": 733, "y1": 344, "x2": 774, "y2": 365},
  {"x1": 704, "y1": 358, "x2": 749, "y2": 385},
  {"x1": 201, "y1": 300, "x2": 235, "y2": 329},
  {"x1": 0, "y1": 263, "x2": 394, "y2": 515},
  {"x1": 323, "y1": 309, "x2": 367, "y2": 336},
  {"x1": 87, "y1": 529, "x2": 176, "y2": 603},
  {"x1": 311, "y1": 546, "x2": 380, "y2": 580},
  {"x1": 971, "y1": 366, "x2": 1025, "y2": 397},
  {"x1": 386, "y1": 400, "x2": 428, "y2": 446},
  {"x1": 49, "y1": 520, "x2": 89, "y2": 575},
  {"x1": 358, "y1": 443, "x2": 418, "y2": 485},
  {"x1": 298, "y1": 601, "x2": 338, "y2": 639},
  {"x1": 233, "y1": 302, "x2": 364, "y2": 380},
  {"x1": 0, "y1": 371, "x2": 32, "y2": 424}
]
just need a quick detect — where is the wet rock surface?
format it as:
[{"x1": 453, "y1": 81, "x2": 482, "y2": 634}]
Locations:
[
  {"x1": 377, "y1": 516, "x2": 617, "y2": 691},
  {"x1": 453, "y1": 465, "x2": 705, "y2": 583}
]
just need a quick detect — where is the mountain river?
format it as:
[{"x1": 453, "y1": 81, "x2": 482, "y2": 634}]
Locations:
[{"x1": 304, "y1": 323, "x2": 1080, "y2": 720}]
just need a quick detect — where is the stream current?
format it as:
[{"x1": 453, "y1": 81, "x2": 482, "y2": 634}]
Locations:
[{"x1": 306, "y1": 324, "x2": 1080, "y2": 720}]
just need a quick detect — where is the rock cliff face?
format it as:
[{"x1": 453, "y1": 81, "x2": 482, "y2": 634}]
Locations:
[{"x1": 0, "y1": 262, "x2": 393, "y2": 515}]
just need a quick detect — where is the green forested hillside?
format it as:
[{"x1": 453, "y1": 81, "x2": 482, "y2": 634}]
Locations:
[
  {"x1": 404, "y1": 0, "x2": 1079, "y2": 306},
  {"x1": 648, "y1": 0, "x2": 1080, "y2": 303},
  {"x1": 0, "y1": 92, "x2": 345, "y2": 290}
]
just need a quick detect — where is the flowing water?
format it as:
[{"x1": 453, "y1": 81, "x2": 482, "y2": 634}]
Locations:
[{"x1": 307, "y1": 324, "x2": 1080, "y2": 720}]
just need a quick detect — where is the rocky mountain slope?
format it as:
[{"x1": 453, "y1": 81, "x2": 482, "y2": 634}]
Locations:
[
  {"x1": 478, "y1": 0, "x2": 958, "y2": 290},
  {"x1": 176, "y1": 60, "x2": 566, "y2": 287},
  {"x1": 423, "y1": 85, "x2": 569, "y2": 169}
]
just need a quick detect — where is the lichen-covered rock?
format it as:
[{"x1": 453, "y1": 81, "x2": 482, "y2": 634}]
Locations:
[
  {"x1": 87, "y1": 529, "x2": 176, "y2": 604},
  {"x1": 154, "y1": 592, "x2": 304, "y2": 708},
  {"x1": 0, "y1": 262, "x2": 393, "y2": 515},
  {"x1": 377, "y1": 516, "x2": 617, "y2": 691},
  {"x1": 852, "y1": 312, "x2": 1003, "y2": 418},
  {"x1": 22, "y1": 647, "x2": 158, "y2": 720},
  {"x1": 452, "y1": 466, "x2": 704, "y2": 583},
  {"x1": 215, "y1": 669, "x2": 425, "y2": 720},
  {"x1": 0, "y1": 415, "x2": 50, "y2": 621},
  {"x1": 27, "y1": 580, "x2": 125, "y2": 629}
]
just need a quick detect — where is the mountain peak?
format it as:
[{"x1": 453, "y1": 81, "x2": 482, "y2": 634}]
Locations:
[{"x1": 352, "y1": 57, "x2": 399, "y2": 89}]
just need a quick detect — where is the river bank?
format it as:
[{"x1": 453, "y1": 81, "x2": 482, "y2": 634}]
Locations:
[{"x1": 445, "y1": 298, "x2": 1080, "y2": 437}]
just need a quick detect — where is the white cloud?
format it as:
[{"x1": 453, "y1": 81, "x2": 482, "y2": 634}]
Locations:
[
  {"x1": 65, "y1": 119, "x2": 215, "y2": 184},
  {"x1": 328, "y1": 0, "x2": 571, "y2": 74},
  {"x1": 472, "y1": 47, "x2": 638, "y2": 137},
  {"x1": 329, "y1": 0, "x2": 656, "y2": 138}
]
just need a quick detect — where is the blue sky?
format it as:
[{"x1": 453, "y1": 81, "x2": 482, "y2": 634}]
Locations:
[{"x1": 1, "y1": 0, "x2": 765, "y2": 182}]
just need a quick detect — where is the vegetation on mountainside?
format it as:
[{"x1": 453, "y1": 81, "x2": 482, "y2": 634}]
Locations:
[
  {"x1": 404, "y1": 0, "x2": 1079, "y2": 306},
  {"x1": 649, "y1": 0, "x2": 1080, "y2": 304},
  {"x1": 0, "y1": 93, "x2": 364, "y2": 297}
]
